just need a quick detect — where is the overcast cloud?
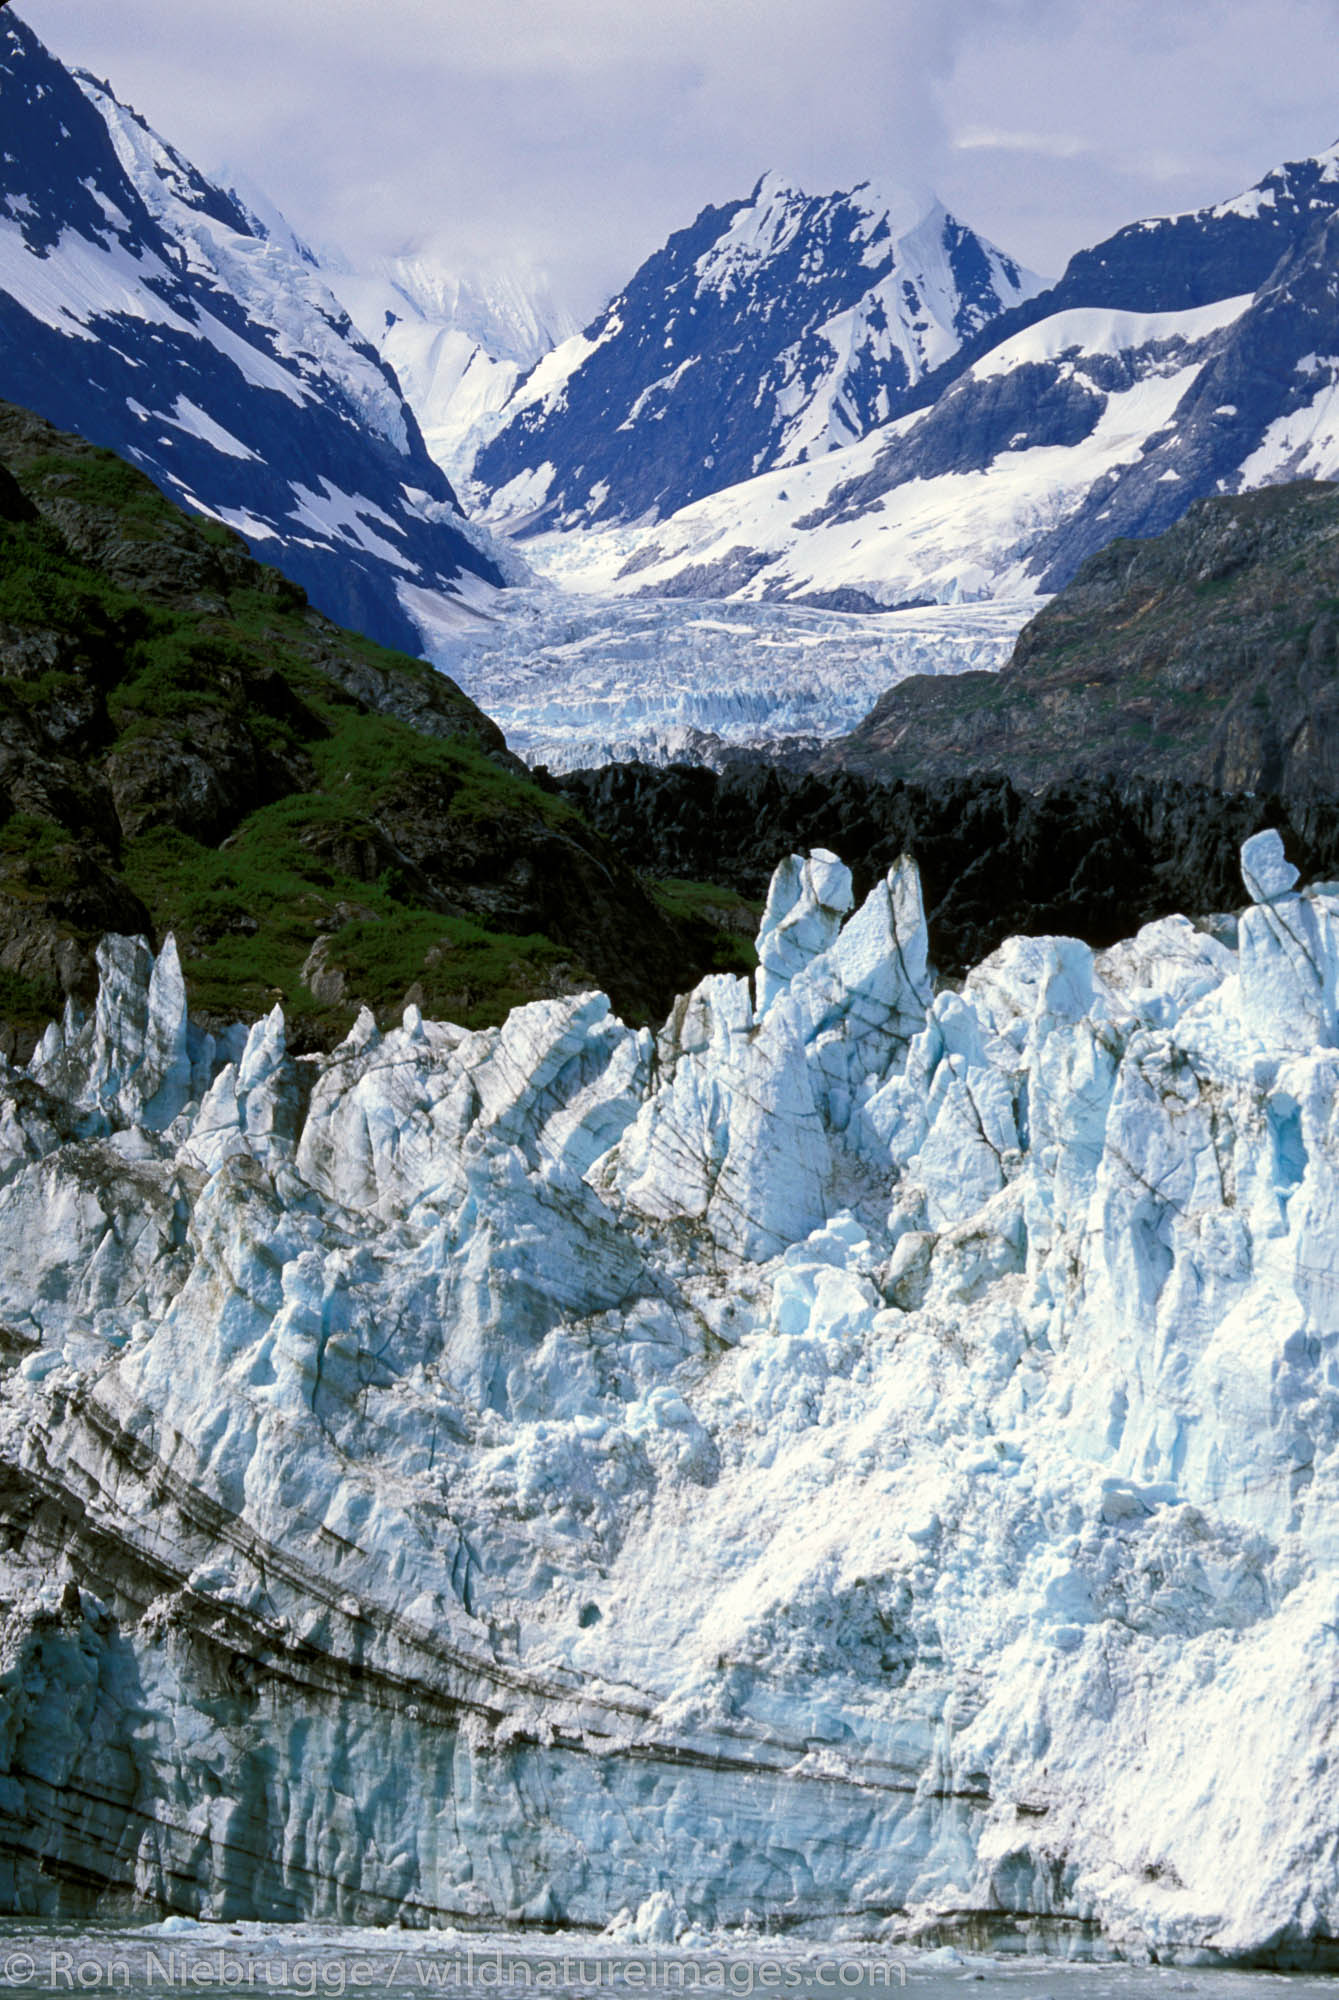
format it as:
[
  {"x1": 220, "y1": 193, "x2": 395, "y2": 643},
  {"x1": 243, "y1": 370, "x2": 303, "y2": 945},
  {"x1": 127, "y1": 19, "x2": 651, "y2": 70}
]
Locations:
[{"x1": 16, "y1": 0, "x2": 1339, "y2": 318}]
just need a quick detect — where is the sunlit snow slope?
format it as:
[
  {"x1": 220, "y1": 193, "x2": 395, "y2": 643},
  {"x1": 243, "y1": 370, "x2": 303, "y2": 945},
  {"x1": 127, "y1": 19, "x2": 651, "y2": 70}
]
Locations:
[
  {"x1": 320, "y1": 255, "x2": 579, "y2": 494},
  {"x1": 513, "y1": 295, "x2": 1245, "y2": 612},
  {"x1": 4, "y1": 832, "x2": 1339, "y2": 1960},
  {"x1": 474, "y1": 173, "x2": 1041, "y2": 531},
  {"x1": 0, "y1": 12, "x2": 505, "y2": 654},
  {"x1": 481, "y1": 144, "x2": 1339, "y2": 621}
]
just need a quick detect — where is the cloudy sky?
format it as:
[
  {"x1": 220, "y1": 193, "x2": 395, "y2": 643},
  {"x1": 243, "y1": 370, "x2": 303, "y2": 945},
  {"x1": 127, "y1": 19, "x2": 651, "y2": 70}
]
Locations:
[{"x1": 17, "y1": 0, "x2": 1339, "y2": 317}]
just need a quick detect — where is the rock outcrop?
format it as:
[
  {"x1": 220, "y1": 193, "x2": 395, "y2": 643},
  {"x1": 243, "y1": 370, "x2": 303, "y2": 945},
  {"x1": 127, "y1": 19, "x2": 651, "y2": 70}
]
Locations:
[
  {"x1": 821, "y1": 481, "x2": 1339, "y2": 796},
  {"x1": 0, "y1": 837, "x2": 1338, "y2": 1959},
  {"x1": 0, "y1": 400, "x2": 732, "y2": 1053},
  {"x1": 559, "y1": 760, "x2": 1339, "y2": 982}
]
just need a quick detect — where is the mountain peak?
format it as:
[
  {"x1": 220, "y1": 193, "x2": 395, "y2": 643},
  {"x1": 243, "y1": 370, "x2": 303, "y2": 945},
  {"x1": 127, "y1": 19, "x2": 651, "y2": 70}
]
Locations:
[
  {"x1": 1202, "y1": 137, "x2": 1339, "y2": 225},
  {"x1": 474, "y1": 172, "x2": 1038, "y2": 530},
  {"x1": 0, "y1": 8, "x2": 506, "y2": 650},
  {"x1": 843, "y1": 175, "x2": 941, "y2": 240},
  {"x1": 747, "y1": 167, "x2": 805, "y2": 205}
]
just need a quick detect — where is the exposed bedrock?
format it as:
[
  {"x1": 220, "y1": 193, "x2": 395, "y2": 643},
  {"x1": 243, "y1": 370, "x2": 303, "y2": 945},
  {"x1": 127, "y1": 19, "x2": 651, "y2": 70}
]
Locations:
[{"x1": 0, "y1": 838, "x2": 1338, "y2": 1958}]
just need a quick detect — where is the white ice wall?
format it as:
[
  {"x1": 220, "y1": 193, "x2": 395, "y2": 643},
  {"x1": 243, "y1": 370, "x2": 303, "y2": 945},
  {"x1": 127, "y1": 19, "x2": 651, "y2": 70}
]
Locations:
[{"x1": 0, "y1": 833, "x2": 1336, "y2": 1959}]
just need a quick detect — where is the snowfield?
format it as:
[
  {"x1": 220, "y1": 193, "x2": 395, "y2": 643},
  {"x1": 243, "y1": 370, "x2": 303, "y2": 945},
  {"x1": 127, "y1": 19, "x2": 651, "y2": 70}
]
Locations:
[
  {"x1": 488, "y1": 294, "x2": 1250, "y2": 613},
  {"x1": 318, "y1": 256, "x2": 580, "y2": 494},
  {"x1": 3, "y1": 832, "x2": 1339, "y2": 1957}
]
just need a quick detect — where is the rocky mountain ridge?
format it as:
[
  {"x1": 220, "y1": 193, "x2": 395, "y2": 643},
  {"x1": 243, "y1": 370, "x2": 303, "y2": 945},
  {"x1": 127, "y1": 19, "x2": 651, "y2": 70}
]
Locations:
[
  {"x1": 473, "y1": 173, "x2": 1039, "y2": 532},
  {"x1": 0, "y1": 11, "x2": 505, "y2": 654},
  {"x1": 888, "y1": 138, "x2": 1339, "y2": 421},
  {"x1": 822, "y1": 479, "x2": 1339, "y2": 793}
]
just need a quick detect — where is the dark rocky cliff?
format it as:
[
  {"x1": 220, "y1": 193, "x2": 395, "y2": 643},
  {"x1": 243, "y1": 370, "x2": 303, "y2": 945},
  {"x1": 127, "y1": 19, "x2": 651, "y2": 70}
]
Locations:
[
  {"x1": 560, "y1": 759, "x2": 1339, "y2": 982},
  {"x1": 822, "y1": 481, "x2": 1339, "y2": 799}
]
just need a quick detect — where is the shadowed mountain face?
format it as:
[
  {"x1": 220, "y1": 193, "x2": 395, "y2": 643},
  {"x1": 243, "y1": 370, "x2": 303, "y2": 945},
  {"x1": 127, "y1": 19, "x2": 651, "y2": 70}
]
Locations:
[
  {"x1": 901, "y1": 141, "x2": 1339, "y2": 411},
  {"x1": 0, "y1": 12, "x2": 504, "y2": 653},
  {"x1": 821, "y1": 480, "x2": 1339, "y2": 798},
  {"x1": 560, "y1": 756, "x2": 1339, "y2": 984}
]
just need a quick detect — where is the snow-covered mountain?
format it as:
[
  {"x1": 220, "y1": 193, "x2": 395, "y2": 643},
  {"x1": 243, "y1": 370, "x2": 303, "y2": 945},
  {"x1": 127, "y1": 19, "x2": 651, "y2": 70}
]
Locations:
[
  {"x1": 490, "y1": 143, "x2": 1339, "y2": 622},
  {"x1": 526, "y1": 290, "x2": 1247, "y2": 610},
  {"x1": 319, "y1": 254, "x2": 580, "y2": 492},
  {"x1": 472, "y1": 173, "x2": 1042, "y2": 531},
  {"x1": 0, "y1": 11, "x2": 506, "y2": 654},
  {"x1": 994, "y1": 140, "x2": 1339, "y2": 324},
  {"x1": 7, "y1": 829, "x2": 1339, "y2": 1957}
]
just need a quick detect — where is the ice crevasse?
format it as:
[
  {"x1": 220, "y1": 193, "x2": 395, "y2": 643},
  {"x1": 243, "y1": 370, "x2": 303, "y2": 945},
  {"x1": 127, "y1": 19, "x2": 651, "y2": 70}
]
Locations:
[{"x1": 0, "y1": 829, "x2": 1337, "y2": 1959}]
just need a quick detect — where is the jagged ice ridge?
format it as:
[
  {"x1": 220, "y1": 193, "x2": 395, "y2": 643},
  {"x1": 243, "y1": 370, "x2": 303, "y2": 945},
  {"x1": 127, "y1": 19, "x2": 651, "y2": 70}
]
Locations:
[{"x1": 0, "y1": 833, "x2": 1337, "y2": 1958}]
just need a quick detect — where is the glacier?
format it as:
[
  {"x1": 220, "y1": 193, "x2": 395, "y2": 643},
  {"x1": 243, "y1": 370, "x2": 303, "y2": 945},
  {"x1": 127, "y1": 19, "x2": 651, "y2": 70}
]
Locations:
[
  {"x1": 430, "y1": 589, "x2": 1028, "y2": 770},
  {"x1": 1, "y1": 832, "x2": 1339, "y2": 1959}
]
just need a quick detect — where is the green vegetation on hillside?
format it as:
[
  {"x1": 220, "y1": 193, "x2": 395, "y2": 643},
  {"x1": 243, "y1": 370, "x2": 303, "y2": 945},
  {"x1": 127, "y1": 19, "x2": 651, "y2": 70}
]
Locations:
[
  {"x1": 648, "y1": 878, "x2": 761, "y2": 978},
  {"x1": 0, "y1": 403, "x2": 751, "y2": 1054}
]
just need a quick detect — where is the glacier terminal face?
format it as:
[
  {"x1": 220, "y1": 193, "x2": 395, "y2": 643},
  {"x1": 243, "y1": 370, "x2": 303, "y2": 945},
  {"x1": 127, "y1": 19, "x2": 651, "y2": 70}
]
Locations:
[{"x1": 0, "y1": 844, "x2": 1338, "y2": 1958}]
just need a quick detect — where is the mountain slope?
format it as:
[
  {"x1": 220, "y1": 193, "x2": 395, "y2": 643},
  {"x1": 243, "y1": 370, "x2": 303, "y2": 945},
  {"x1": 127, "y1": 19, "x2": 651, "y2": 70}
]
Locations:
[
  {"x1": 473, "y1": 173, "x2": 1039, "y2": 530},
  {"x1": 0, "y1": 11, "x2": 504, "y2": 655},
  {"x1": 822, "y1": 479, "x2": 1339, "y2": 796},
  {"x1": 513, "y1": 143, "x2": 1339, "y2": 617},
  {"x1": 899, "y1": 137, "x2": 1339, "y2": 411},
  {"x1": 0, "y1": 399, "x2": 754, "y2": 1056},
  {"x1": 1024, "y1": 204, "x2": 1339, "y2": 586},
  {"x1": 528, "y1": 289, "x2": 1243, "y2": 611},
  {"x1": 319, "y1": 254, "x2": 580, "y2": 492}
]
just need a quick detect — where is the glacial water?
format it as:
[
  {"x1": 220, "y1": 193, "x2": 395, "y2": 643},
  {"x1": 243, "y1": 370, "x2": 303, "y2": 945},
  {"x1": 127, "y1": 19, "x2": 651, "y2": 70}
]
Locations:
[{"x1": 0, "y1": 1930, "x2": 1332, "y2": 2000}]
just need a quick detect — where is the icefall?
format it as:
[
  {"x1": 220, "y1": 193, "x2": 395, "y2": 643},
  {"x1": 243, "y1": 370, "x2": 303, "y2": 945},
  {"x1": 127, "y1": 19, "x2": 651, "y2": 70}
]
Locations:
[{"x1": 0, "y1": 833, "x2": 1334, "y2": 1958}]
